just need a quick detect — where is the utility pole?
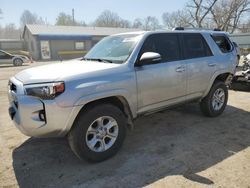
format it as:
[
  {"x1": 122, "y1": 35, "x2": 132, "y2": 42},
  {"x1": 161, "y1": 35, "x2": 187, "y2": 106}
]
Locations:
[
  {"x1": 0, "y1": 8, "x2": 3, "y2": 19},
  {"x1": 72, "y1": 8, "x2": 75, "y2": 25}
]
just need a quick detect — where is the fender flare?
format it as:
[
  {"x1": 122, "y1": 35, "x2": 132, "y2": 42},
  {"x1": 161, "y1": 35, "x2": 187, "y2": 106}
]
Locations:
[
  {"x1": 202, "y1": 69, "x2": 233, "y2": 98},
  {"x1": 74, "y1": 89, "x2": 137, "y2": 118}
]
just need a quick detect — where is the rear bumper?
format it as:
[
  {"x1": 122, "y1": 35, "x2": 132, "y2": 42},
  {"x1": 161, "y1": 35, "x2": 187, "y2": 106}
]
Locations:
[{"x1": 8, "y1": 77, "x2": 81, "y2": 138}]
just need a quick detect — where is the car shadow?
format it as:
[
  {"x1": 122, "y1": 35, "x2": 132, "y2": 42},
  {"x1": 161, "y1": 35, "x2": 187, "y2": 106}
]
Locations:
[
  {"x1": 230, "y1": 81, "x2": 250, "y2": 92},
  {"x1": 12, "y1": 103, "x2": 250, "y2": 188}
]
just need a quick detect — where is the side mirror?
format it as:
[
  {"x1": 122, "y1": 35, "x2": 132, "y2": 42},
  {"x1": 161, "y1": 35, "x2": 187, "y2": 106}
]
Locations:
[{"x1": 138, "y1": 52, "x2": 162, "y2": 66}]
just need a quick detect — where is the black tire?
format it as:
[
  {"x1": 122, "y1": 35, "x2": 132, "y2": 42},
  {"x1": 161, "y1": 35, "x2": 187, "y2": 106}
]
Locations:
[
  {"x1": 68, "y1": 103, "x2": 127, "y2": 162},
  {"x1": 13, "y1": 58, "x2": 23, "y2": 66},
  {"x1": 200, "y1": 81, "x2": 228, "y2": 117}
]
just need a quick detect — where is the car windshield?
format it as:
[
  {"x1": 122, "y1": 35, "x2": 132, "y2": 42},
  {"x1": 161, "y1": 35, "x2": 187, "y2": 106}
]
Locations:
[
  {"x1": 84, "y1": 34, "x2": 142, "y2": 64},
  {"x1": 0, "y1": 50, "x2": 11, "y2": 56}
]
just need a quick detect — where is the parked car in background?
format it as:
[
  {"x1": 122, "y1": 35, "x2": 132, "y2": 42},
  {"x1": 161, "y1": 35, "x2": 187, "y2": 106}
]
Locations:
[
  {"x1": 0, "y1": 50, "x2": 30, "y2": 66},
  {"x1": 8, "y1": 29, "x2": 238, "y2": 162}
]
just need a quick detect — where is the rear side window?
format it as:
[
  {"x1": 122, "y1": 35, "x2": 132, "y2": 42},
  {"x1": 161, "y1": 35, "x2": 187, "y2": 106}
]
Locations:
[
  {"x1": 140, "y1": 33, "x2": 181, "y2": 63},
  {"x1": 183, "y1": 33, "x2": 212, "y2": 59},
  {"x1": 212, "y1": 35, "x2": 232, "y2": 53}
]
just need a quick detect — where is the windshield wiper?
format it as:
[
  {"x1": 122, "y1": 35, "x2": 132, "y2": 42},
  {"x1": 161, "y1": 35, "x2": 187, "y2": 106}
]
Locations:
[{"x1": 81, "y1": 58, "x2": 113, "y2": 63}]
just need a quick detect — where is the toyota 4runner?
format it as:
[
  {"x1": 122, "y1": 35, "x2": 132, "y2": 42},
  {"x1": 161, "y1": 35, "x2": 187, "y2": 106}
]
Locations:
[{"x1": 8, "y1": 29, "x2": 237, "y2": 162}]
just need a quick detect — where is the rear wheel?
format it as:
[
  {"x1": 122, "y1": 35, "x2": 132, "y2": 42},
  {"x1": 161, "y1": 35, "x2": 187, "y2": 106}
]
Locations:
[
  {"x1": 13, "y1": 58, "x2": 23, "y2": 66},
  {"x1": 200, "y1": 81, "x2": 228, "y2": 117},
  {"x1": 68, "y1": 103, "x2": 127, "y2": 162}
]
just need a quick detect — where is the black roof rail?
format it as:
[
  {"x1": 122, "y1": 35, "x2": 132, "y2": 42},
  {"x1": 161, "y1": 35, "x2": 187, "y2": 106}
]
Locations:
[
  {"x1": 172, "y1": 27, "x2": 223, "y2": 32},
  {"x1": 213, "y1": 28, "x2": 222, "y2": 31},
  {"x1": 172, "y1": 27, "x2": 184, "y2": 31}
]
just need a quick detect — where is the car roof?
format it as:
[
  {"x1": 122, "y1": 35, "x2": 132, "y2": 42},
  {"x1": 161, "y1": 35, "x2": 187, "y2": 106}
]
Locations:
[{"x1": 113, "y1": 29, "x2": 228, "y2": 37}]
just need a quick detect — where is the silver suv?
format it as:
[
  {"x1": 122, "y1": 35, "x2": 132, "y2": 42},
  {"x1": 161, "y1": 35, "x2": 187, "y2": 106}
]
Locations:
[{"x1": 8, "y1": 30, "x2": 237, "y2": 162}]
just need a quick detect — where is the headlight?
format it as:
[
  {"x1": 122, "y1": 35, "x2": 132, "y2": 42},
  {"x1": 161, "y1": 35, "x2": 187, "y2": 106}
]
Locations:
[{"x1": 24, "y1": 82, "x2": 65, "y2": 100}]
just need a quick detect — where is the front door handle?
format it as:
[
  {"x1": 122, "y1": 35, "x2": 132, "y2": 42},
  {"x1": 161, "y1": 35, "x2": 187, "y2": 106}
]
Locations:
[
  {"x1": 176, "y1": 66, "x2": 185, "y2": 72},
  {"x1": 208, "y1": 63, "x2": 216, "y2": 67}
]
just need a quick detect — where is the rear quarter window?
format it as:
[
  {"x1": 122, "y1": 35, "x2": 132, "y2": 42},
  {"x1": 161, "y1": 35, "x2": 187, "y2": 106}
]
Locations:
[{"x1": 211, "y1": 35, "x2": 233, "y2": 53}]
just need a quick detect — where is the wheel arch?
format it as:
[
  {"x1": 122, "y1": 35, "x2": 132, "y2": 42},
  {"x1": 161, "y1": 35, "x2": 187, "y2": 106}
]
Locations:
[
  {"x1": 70, "y1": 95, "x2": 135, "y2": 132},
  {"x1": 202, "y1": 71, "x2": 233, "y2": 98}
]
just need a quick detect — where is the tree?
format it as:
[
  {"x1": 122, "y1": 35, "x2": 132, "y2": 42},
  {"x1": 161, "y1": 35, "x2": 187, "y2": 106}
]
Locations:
[
  {"x1": 0, "y1": 23, "x2": 21, "y2": 39},
  {"x1": 119, "y1": 19, "x2": 131, "y2": 28},
  {"x1": 162, "y1": 10, "x2": 194, "y2": 29},
  {"x1": 93, "y1": 10, "x2": 131, "y2": 28},
  {"x1": 161, "y1": 0, "x2": 250, "y2": 33},
  {"x1": 210, "y1": 0, "x2": 250, "y2": 33},
  {"x1": 0, "y1": 8, "x2": 3, "y2": 19},
  {"x1": 20, "y1": 10, "x2": 45, "y2": 28},
  {"x1": 132, "y1": 18, "x2": 143, "y2": 28},
  {"x1": 186, "y1": 0, "x2": 219, "y2": 28},
  {"x1": 4, "y1": 23, "x2": 21, "y2": 38},
  {"x1": 132, "y1": 16, "x2": 160, "y2": 30},
  {"x1": 239, "y1": 20, "x2": 250, "y2": 33},
  {"x1": 56, "y1": 12, "x2": 74, "y2": 25},
  {"x1": 55, "y1": 12, "x2": 86, "y2": 26},
  {"x1": 143, "y1": 16, "x2": 160, "y2": 30}
]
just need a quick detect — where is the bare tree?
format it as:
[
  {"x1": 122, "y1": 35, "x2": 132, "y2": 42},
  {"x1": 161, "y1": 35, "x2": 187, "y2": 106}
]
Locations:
[
  {"x1": 55, "y1": 12, "x2": 86, "y2": 26},
  {"x1": 162, "y1": 10, "x2": 194, "y2": 29},
  {"x1": 5, "y1": 23, "x2": 21, "y2": 38},
  {"x1": 186, "y1": 0, "x2": 219, "y2": 27},
  {"x1": 93, "y1": 10, "x2": 131, "y2": 28},
  {"x1": 162, "y1": 0, "x2": 250, "y2": 33},
  {"x1": 0, "y1": 8, "x2": 3, "y2": 19},
  {"x1": 210, "y1": 0, "x2": 250, "y2": 33},
  {"x1": 0, "y1": 23, "x2": 21, "y2": 39},
  {"x1": 119, "y1": 19, "x2": 131, "y2": 28},
  {"x1": 20, "y1": 10, "x2": 45, "y2": 28},
  {"x1": 133, "y1": 16, "x2": 160, "y2": 30},
  {"x1": 239, "y1": 20, "x2": 250, "y2": 33},
  {"x1": 143, "y1": 16, "x2": 160, "y2": 30},
  {"x1": 132, "y1": 18, "x2": 143, "y2": 28},
  {"x1": 162, "y1": 0, "x2": 218, "y2": 29}
]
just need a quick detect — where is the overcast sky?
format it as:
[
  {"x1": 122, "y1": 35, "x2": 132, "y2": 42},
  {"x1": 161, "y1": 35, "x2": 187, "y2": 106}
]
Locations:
[{"x1": 1, "y1": 0, "x2": 188, "y2": 27}]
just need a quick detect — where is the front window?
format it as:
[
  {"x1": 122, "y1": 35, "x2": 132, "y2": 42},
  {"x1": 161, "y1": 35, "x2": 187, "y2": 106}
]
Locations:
[
  {"x1": 0, "y1": 50, "x2": 11, "y2": 59},
  {"x1": 0, "y1": 51, "x2": 5, "y2": 57},
  {"x1": 84, "y1": 34, "x2": 142, "y2": 64}
]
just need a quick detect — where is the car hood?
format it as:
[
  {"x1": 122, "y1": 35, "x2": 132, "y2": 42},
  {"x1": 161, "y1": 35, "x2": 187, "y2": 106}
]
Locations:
[
  {"x1": 15, "y1": 60, "x2": 120, "y2": 84},
  {"x1": 13, "y1": 54, "x2": 28, "y2": 59}
]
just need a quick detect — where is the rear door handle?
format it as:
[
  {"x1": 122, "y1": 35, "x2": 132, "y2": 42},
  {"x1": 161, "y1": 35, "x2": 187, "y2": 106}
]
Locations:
[
  {"x1": 176, "y1": 66, "x2": 185, "y2": 72},
  {"x1": 208, "y1": 63, "x2": 216, "y2": 67}
]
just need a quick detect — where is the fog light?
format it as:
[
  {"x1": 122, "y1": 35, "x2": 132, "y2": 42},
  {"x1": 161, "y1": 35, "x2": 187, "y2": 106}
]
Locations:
[{"x1": 39, "y1": 110, "x2": 46, "y2": 122}]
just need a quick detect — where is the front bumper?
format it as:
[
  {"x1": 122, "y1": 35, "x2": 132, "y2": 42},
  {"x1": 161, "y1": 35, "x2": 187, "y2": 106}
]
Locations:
[{"x1": 8, "y1": 77, "x2": 81, "y2": 137}]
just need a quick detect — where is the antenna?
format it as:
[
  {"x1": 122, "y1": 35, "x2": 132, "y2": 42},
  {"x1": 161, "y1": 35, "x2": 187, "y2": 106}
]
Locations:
[{"x1": 72, "y1": 8, "x2": 75, "y2": 25}]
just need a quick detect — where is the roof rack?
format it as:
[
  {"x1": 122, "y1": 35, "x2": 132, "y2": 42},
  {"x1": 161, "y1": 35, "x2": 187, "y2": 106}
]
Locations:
[{"x1": 172, "y1": 27, "x2": 222, "y2": 31}]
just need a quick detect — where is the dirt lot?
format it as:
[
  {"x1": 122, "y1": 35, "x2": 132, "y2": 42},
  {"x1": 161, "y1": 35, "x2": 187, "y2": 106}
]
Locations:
[{"x1": 0, "y1": 62, "x2": 250, "y2": 188}]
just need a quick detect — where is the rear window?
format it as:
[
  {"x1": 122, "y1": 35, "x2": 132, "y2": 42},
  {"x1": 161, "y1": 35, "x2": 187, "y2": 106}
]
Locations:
[
  {"x1": 183, "y1": 33, "x2": 213, "y2": 59},
  {"x1": 212, "y1": 35, "x2": 232, "y2": 53}
]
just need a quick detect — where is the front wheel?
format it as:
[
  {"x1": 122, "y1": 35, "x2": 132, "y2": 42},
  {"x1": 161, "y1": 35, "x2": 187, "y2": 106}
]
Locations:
[
  {"x1": 13, "y1": 58, "x2": 23, "y2": 66},
  {"x1": 200, "y1": 81, "x2": 228, "y2": 117},
  {"x1": 68, "y1": 104, "x2": 127, "y2": 162}
]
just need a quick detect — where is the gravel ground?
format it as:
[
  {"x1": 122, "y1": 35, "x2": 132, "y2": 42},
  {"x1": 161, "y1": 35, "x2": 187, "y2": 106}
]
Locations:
[{"x1": 0, "y1": 62, "x2": 250, "y2": 188}]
